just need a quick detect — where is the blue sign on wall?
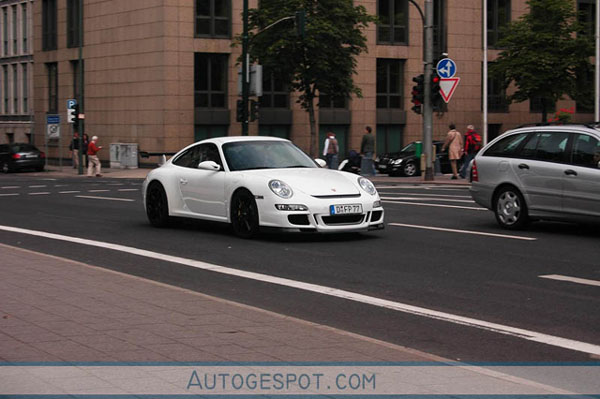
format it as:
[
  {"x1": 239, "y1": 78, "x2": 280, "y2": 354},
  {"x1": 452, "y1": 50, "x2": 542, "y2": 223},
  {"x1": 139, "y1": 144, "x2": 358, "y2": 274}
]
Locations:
[{"x1": 46, "y1": 114, "x2": 60, "y2": 124}]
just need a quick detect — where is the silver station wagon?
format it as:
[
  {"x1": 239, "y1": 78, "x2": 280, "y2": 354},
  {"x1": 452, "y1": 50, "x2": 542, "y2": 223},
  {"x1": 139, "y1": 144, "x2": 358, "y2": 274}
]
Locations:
[{"x1": 470, "y1": 124, "x2": 600, "y2": 229}]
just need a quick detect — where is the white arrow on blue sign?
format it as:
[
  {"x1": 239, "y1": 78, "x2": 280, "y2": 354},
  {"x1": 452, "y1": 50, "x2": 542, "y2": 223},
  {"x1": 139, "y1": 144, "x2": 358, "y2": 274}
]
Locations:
[{"x1": 436, "y1": 58, "x2": 457, "y2": 79}]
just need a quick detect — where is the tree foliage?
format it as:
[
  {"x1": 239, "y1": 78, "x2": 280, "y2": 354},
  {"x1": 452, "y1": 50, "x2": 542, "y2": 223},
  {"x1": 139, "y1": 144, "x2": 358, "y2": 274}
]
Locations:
[
  {"x1": 490, "y1": 0, "x2": 593, "y2": 122},
  {"x1": 240, "y1": 0, "x2": 375, "y2": 156}
]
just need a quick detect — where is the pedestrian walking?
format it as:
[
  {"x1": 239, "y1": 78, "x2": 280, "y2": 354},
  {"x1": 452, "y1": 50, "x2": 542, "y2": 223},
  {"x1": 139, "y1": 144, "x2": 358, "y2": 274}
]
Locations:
[
  {"x1": 322, "y1": 131, "x2": 339, "y2": 169},
  {"x1": 69, "y1": 132, "x2": 80, "y2": 169},
  {"x1": 460, "y1": 125, "x2": 482, "y2": 179},
  {"x1": 87, "y1": 135, "x2": 103, "y2": 177},
  {"x1": 442, "y1": 123, "x2": 463, "y2": 180},
  {"x1": 360, "y1": 126, "x2": 376, "y2": 176}
]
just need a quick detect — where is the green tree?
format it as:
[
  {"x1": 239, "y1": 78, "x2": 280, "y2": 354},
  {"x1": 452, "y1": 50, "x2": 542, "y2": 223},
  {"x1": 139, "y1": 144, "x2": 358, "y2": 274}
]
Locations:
[
  {"x1": 241, "y1": 0, "x2": 375, "y2": 157},
  {"x1": 490, "y1": 0, "x2": 593, "y2": 122}
]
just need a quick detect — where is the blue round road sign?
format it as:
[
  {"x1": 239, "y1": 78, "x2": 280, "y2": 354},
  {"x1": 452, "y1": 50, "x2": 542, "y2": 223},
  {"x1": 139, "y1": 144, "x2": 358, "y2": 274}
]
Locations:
[{"x1": 436, "y1": 58, "x2": 457, "y2": 79}]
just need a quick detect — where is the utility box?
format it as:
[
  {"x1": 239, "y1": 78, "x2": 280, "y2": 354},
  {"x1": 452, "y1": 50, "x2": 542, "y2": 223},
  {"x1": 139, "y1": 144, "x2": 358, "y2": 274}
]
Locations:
[{"x1": 110, "y1": 143, "x2": 139, "y2": 169}]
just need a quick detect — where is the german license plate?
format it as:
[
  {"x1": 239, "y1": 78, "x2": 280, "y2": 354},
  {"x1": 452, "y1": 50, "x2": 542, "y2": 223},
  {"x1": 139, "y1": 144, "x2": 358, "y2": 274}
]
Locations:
[
  {"x1": 379, "y1": 165, "x2": 387, "y2": 169},
  {"x1": 330, "y1": 204, "x2": 363, "y2": 215}
]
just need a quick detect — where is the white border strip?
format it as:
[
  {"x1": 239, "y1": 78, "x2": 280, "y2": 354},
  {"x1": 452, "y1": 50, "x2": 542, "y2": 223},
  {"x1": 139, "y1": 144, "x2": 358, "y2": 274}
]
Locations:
[
  {"x1": 540, "y1": 274, "x2": 600, "y2": 288},
  {"x1": 0, "y1": 224, "x2": 596, "y2": 356},
  {"x1": 75, "y1": 195, "x2": 134, "y2": 202},
  {"x1": 382, "y1": 200, "x2": 486, "y2": 211}
]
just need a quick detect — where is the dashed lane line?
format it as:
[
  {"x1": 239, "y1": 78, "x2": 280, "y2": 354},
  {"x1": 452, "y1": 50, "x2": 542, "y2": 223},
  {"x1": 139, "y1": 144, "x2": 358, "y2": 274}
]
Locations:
[
  {"x1": 58, "y1": 191, "x2": 81, "y2": 194},
  {"x1": 378, "y1": 192, "x2": 472, "y2": 198},
  {"x1": 388, "y1": 222, "x2": 536, "y2": 241},
  {"x1": 29, "y1": 185, "x2": 47, "y2": 188},
  {"x1": 0, "y1": 224, "x2": 596, "y2": 356},
  {"x1": 75, "y1": 195, "x2": 135, "y2": 202},
  {"x1": 381, "y1": 196, "x2": 476, "y2": 203},
  {"x1": 88, "y1": 189, "x2": 110, "y2": 193},
  {"x1": 539, "y1": 274, "x2": 600, "y2": 288},
  {"x1": 28, "y1": 192, "x2": 50, "y2": 196},
  {"x1": 0, "y1": 193, "x2": 19, "y2": 197},
  {"x1": 382, "y1": 200, "x2": 486, "y2": 211},
  {"x1": 118, "y1": 188, "x2": 139, "y2": 192},
  {"x1": 1, "y1": 186, "x2": 20, "y2": 189}
]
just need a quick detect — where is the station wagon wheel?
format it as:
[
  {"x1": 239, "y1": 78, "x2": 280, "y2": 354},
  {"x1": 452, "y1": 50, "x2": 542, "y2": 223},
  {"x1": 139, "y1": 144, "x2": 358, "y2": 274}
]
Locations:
[
  {"x1": 231, "y1": 190, "x2": 260, "y2": 238},
  {"x1": 403, "y1": 162, "x2": 417, "y2": 177},
  {"x1": 146, "y1": 182, "x2": 171, "y2": 227},
  {"x1": 1, "y1": 162, "x2": 9, "y2": 173},
  {"x1": 494, "y1": 186, "x2": 529, "y2": 230}
]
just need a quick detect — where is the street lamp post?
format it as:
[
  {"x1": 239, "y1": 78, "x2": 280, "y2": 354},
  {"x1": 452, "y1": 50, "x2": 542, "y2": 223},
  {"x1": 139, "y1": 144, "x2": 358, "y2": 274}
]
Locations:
[{"x1": 241, "y1": 0, "x2": 249, "y2": 136}]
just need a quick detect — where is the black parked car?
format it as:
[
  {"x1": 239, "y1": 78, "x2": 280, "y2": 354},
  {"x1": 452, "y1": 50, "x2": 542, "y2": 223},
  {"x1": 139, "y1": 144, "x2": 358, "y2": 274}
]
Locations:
[
  {"x1": 0, "y1": 143, "x2": 45, "y2": 173},
  {"x1": 377, "y1": 141, "x2": 459, "y2": 177}
]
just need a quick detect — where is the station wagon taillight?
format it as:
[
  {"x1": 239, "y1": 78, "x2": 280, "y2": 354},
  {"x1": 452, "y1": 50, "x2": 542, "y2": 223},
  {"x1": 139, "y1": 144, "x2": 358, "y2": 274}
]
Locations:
[
  {"x1": 11, "y1": 153, "x2": 21, "y2": 159},
  {"x1": 471, "y1": 160, "x2": 478, "y2": 182}
]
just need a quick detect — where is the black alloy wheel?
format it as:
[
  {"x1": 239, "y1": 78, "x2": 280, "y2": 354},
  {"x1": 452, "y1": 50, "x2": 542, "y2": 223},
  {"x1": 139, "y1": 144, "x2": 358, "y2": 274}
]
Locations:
[
  {"x1": 231, "y1": 190, "x2": 260, "y2": 238},
  {"x1": 146, "y1": 182, "x2": 171, "y2": 227},
  {"x1": 494, "y1": 186, "x2": 529, "y2": 230}
]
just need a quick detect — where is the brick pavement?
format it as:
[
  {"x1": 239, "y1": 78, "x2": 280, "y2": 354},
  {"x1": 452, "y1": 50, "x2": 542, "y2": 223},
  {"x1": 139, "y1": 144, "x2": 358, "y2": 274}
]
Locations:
[{"x1": 0, "y1": 243, "x2": 441, "y2": 362}]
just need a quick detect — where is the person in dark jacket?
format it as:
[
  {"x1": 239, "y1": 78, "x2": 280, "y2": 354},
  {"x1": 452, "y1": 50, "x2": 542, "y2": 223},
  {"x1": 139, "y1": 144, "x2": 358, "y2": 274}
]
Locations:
[{"x1": 360, "y1": 126, "x2": 375, "y2": 176}]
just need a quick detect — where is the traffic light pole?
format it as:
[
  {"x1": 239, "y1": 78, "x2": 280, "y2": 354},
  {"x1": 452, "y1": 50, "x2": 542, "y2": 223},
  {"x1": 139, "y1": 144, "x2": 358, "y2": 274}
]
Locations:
[
  {"x1": 77, "y1": 0, "x2": 84, "y2": 175},
  {"x1": 422, "y1": 0, "x2": 434, "y2": 181},
  {"x1": 241, "y1": 0, "x2": 249, "y2": 136}
]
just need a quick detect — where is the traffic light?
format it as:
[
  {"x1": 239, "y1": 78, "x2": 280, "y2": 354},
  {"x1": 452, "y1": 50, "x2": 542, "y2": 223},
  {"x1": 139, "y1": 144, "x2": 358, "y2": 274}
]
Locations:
[
  {"x1": 295, "y1": 10, "x2": 306, "y2": 39},
  {"x1": 431, "y1": 74, "x2": 443, "y2": 110},
  {"x1": 68, "y1": 103, "x2": 80, "y2": 131},
  {"x1": 411, "y1": 74, "x2": 424, "y2": 114},
  {"x1": 236, "y1": 99, "x2": 244, "y2": 122},
  {"x1": 250, "y1": 100, "x2": 259, "y2": 122}
]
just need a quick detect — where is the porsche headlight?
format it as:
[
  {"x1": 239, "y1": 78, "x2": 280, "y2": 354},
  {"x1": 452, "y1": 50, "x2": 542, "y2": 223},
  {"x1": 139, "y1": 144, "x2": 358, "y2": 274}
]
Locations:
[
  {"x1": 269, "y1": 180, "x2": 293, "y2": 199},
  {"x1": 358, "y1": 177, "x2": 377, "y2": 196}
]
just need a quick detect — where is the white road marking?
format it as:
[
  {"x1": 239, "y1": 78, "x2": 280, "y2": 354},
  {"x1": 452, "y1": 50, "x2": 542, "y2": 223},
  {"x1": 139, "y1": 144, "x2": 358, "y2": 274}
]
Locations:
[
  {"x1": 75, "y1": 195, "x2": 134, "y2": 202},
  {"x1": 378, "y1": 192, "x2": 472, "y2": 198},
  {"x1": 382, "y1": 200, "x2": 486, "y2": 211},
  {"x1": 88, "y1": 189, "x2": 110, "y2": 193},
  {"x1": 59, "y1": 190, "x2": 81, "y2": 194},
  {"x1": 388, "y1": 222, "x2": 536, "y2": 241},
  {"x1": 0, "y1": 225, "x2": 596, "y2": 356},
  {"x1": 0, "y1": 193, "x2": 19, "y2": 197},
  {"x1": 107, "y1": 183, "x2": 125, "y2": 186},
  {"x1": 54, "y1": 184, "x2": 68, "y2": 187},
  {"x1": 118, "y1": 188, "x2": 139, "y2": 192},
  {"x1": 540, "y1": 274, "x2": 600, "y2": 288},
  {"x1": 1, "y1": 186, "x2": 20, "y2": 189},
  {"x1": 381, "y1": 196, "x2": 476, "y2": 203},
  {"x1": 28, "y1": 192, "x2": 50, "y2": 196},
  {"x1": 29, "y1": 185, "x2": 47, "y2": 188},
  {"x1": 376, "y1": 185, "x2": 468, "y2": 190}
]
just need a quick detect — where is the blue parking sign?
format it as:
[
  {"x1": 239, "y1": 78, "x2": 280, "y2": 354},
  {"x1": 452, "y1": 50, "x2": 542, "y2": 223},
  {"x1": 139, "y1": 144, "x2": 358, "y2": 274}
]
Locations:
[{"x1": 67, "y1": 99, "x2": 77, "y2": 109}]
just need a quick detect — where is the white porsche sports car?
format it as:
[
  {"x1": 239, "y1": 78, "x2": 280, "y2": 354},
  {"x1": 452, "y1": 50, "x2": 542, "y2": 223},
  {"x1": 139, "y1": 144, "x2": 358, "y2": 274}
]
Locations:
[{"x1": 142, "y1": 136, "x2": 385, "y2": 237}]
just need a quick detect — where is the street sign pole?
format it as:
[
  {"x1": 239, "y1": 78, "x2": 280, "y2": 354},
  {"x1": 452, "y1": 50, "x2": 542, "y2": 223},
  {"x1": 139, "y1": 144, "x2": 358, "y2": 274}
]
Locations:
[
  {"x1": 241, "y1": 0, "x2": 249, "y2": 136},
  {"x1": 422, "y1": 0, "x2": 434, "y2": 181}
]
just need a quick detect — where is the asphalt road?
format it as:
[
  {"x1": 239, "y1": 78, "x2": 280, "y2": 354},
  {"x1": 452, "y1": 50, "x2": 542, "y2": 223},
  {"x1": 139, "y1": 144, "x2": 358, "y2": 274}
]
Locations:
[{"x1": 0, "y1": 174, "x2": 599, "y2": 362}]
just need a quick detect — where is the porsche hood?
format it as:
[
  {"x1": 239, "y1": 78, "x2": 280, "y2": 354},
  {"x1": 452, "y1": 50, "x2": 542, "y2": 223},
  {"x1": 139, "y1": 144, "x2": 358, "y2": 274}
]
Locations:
[{"x1": 248, "y1": 168, "x2": 362, "y2": 197}]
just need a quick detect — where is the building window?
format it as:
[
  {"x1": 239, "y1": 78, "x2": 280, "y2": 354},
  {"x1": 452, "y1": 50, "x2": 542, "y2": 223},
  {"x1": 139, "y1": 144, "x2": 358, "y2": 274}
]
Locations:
[
  {"x1": 258, "y1": 125, "x2": 290, "y2": 139},
  {"x1": 6, "y1": 133, "x2": 14, "y2": 143},
  {"x1": 46, "y1": 63, "x2": 58, "y2": 113},
  {"x1": 487, "y1": 63, "x2": 508, "y2": 113},
  {"x1": 67, "y1": 0, "x2": 81, "y2": 48},
  {"x1": 578, "y1": 0, "x2": 596, "y2": 37},
  {"x1": 487, "y1": 0, "x2": 510, "y2": 47},
  {"x1": 12, "y1": 6, "x2": 17, "y2": 55},
  {"x1": 529, "y1": 97, "x2": 556, "y2": 114},
  {"x1": 194, "y1": 125, "x2": 228, "y2": 142},
  {"x1": 376, "y1": 58, "x2": 403, "y2": 109},
  {"x1": 377, "y1": 0, "x2": 408, "y2": 45},
  {"x1": 22, "y1": 63, "x2": 28, "y2": 113},
  {"x1": 195, "y1": 0, "x2": 230, "y2": 37},
  {"x1": 42, "y1": 0, "x2": 57, "y2": 51},
  {"x1": 194, "y1": 53, "x2": 227, "y2": 108},
  {"x1": 22, "y1": 3, "x2": 27, "y2": 53},
  {"x1": 3, "y1": 8, "x2": 7, "y2": 56},
  {"x1": 3, "y1": 65, "x2": 8, "y2": 113},
  {"x1": 319, "y1": 93, "x2": 347, "y2": 109},
  {"x1": 12, "y1": 64, "x2": 17, "y2": 113},
  {"x1": 260, "y1": 72, "x2": 289, "y2": 108},
  {"x1": 26, "y1": 132, "x2": 31, "y2": 143},
  {"x1": 376, "y1": 124, "x2": 403, "y2": 154}
]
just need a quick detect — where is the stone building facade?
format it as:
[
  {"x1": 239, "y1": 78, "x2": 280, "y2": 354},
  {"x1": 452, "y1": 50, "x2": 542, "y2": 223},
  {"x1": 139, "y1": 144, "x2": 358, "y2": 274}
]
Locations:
[
  {"x1": 0, "y1": 0, "x2": 33, "y2": 145},
  {"x1": 31, "y1": 0, "x2": 596, "y2": 163}
]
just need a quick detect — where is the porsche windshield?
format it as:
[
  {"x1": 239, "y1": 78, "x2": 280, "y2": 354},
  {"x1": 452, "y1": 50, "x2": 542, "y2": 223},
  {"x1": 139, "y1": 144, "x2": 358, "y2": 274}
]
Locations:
[{"x1": 223, "y1": 141, "x2": 317, "y2": 171}]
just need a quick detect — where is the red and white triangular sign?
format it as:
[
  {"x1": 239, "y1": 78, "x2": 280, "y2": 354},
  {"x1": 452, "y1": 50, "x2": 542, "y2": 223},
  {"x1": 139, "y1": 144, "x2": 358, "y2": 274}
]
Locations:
[{"x1": 439, "y1": 77, "x2": 460, "y2": 103}]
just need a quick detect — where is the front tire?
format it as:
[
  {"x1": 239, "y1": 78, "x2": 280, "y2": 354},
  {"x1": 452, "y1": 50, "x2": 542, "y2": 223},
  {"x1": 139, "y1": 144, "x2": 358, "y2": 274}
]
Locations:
[
  {"x1": 146, "y1": 182, "x2": 171, "y2": 227},
  {"x1": 403, "y1": 162, "x2": 418, "y2": 177},
  {"x1": 231, "y1": 190, "x2": 260, "y2": 238},
  {"x1": 494, "y1": 186, "x2": 529, "y2": 230},
  {"x1": 1, "y1": 162, "x2": 10, "y2": 173}
]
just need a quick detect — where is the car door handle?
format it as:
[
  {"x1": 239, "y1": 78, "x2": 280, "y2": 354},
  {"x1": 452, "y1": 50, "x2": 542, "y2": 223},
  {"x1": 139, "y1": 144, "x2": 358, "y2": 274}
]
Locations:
[
  {"x1": 518, "y1": 163, "x2": 529, "y2": 169},
  {"x1": 179, "y1": 178, "x2": 188, "y2": 185},
  {"x1": 564, "y1": 169, "x2": 577, "y2": 176}
]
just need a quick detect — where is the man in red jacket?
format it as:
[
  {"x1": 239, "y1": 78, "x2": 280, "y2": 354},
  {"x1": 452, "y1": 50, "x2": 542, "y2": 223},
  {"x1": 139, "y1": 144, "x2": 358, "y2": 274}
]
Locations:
[{"x1": 87, "y1": 135, "x2": 103, "y2": 177}]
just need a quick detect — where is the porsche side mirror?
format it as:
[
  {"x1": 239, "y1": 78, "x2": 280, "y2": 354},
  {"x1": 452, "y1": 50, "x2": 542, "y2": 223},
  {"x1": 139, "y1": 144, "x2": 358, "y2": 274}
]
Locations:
[
  {"x1": 198, "y1": 161, "x2": 221, "y2": 171},
  {"x1": 315, "y1": 158, "x2": 327, "y2": 168}
]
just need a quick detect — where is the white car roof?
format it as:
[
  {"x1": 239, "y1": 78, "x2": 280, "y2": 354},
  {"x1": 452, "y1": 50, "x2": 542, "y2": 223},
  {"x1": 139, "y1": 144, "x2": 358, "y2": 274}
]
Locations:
[{"x1": 202, "y1": 136, "x2": 290, "y2": 145}]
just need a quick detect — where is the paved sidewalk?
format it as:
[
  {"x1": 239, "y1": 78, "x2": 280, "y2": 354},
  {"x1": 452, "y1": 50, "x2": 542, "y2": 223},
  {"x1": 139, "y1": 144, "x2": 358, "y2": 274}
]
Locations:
[
  {"x1": 19, "y1": 165, "x2": 471, "y2": 185},
  {"x1": 0, "y1": 243, "x2": 441, "y2": 362}
]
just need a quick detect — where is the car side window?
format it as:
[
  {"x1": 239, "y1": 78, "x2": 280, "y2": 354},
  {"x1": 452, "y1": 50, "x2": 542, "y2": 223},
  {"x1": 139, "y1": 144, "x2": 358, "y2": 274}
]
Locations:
[
  {"x1": 197, "y1": 143, "x2": 223, "y2": 168},
  {"x1": 172, "y1": 146, "x2": 201, "y2": 168},
  {"x1": 522, "y1": 132, "x2": 569, "y2": 163},
  {"x1": 570, "y1": 134, "x2": 600, "y2": 169},
  {"x1": 483, "y1": 133, "x2": 529, "y2": 157}
]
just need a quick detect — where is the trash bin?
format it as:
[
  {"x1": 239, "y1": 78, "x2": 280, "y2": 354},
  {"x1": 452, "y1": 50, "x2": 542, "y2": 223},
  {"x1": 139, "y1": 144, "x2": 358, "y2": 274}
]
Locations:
[
  {"x1": 414, "y1": 141, "x2": 422, "y2": 158},
  {"x1": 110, "y1": 143, "x2": 139, "y2": 169}
]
